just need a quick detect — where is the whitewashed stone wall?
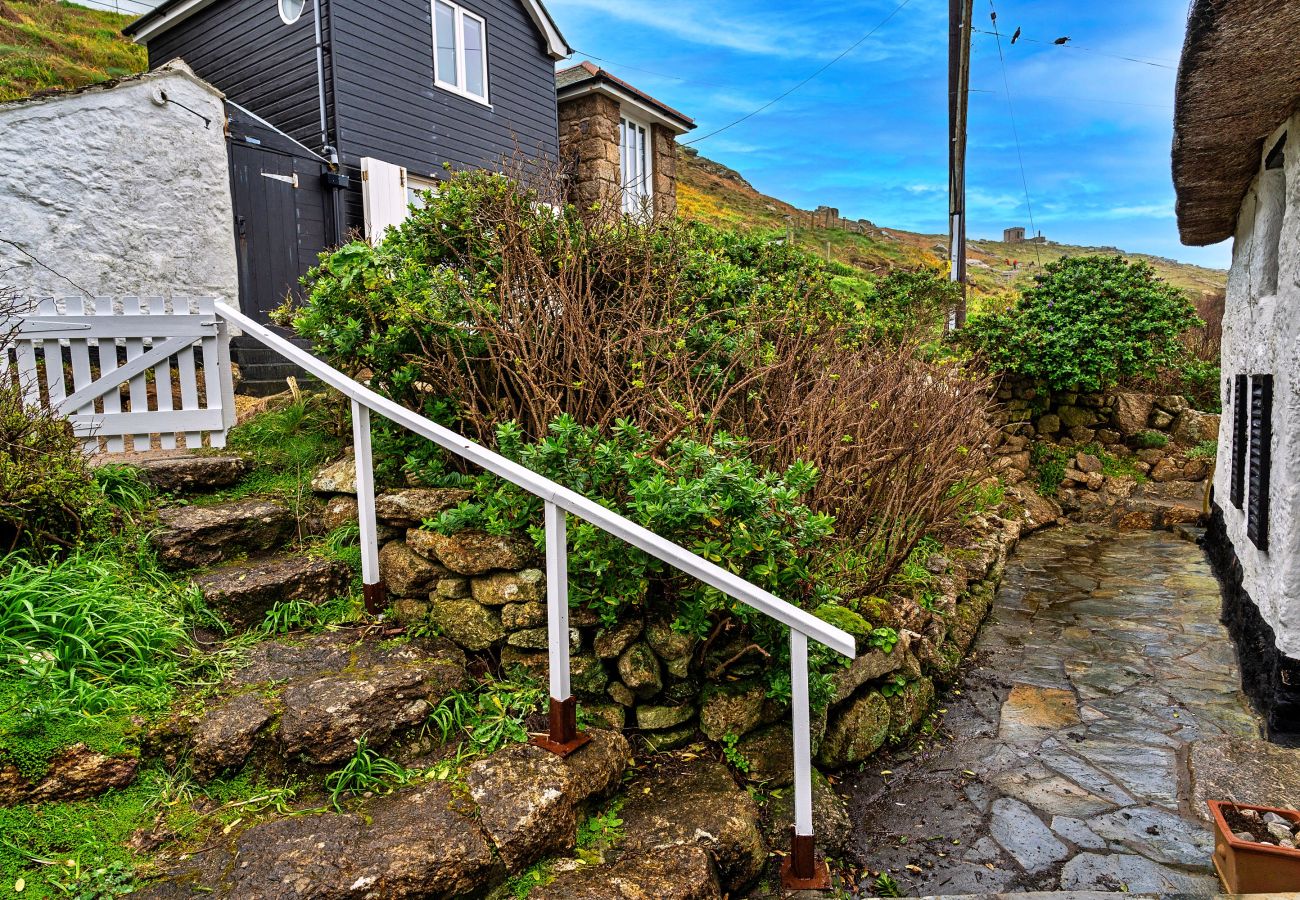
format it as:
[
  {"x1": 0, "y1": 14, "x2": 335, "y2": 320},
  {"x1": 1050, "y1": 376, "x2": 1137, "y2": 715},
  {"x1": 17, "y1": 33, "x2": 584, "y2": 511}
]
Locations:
[
  {"x1": 1216, "y1": 112, "x2": 1300, "y2": 657},
  {"x1": 0, "y1": 62, "x2": 237, "y2": 305}
]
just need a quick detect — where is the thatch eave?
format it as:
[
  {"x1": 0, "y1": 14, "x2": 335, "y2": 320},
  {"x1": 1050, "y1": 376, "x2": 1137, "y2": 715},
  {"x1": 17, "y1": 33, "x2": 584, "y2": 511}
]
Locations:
[{"x1": 1173, "y1": 0, "x2": 1300, "y2": 246}]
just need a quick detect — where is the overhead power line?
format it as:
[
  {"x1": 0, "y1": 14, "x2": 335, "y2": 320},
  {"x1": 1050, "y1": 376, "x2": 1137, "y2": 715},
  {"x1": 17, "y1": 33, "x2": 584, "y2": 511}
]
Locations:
[
  {"x1": 972, "y1": 28, "x2": 1175, "y2": 69},
  {"x1": 986, "y1": 1, "x2": 1041, "y2": 266},
  {"x1": 683, "y1": 0, "x2": 916, "y2": 146}
]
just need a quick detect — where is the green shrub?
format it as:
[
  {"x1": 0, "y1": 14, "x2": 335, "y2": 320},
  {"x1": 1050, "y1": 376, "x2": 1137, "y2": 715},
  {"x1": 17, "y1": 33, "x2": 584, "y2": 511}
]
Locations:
[
  {"x1": 1135, "y1": 430, "x2": 1169, "y2": 450},
  {"x1": 1188, "y1": 440, "x2": 1218, "y2": 461},
  {"x1": 426, "y1": 416, "x2": 839, "y2": 701},
  {"x1": 961, "y1": 255, "x2": 1200, "y2": 392},
  {"x1": 1030, "y1": 443, "x2": 1070, "y2": 496},
  {"x1": 843, "y1": 268, "x2": 959, "y2": 345},
  {"x1": 0, "y1": 382, "x2": 112, "y2": 553}
]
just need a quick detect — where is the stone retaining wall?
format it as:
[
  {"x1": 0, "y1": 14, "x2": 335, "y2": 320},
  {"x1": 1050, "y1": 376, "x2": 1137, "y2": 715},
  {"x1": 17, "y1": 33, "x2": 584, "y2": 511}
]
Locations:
[{"x1": 312, "y1": 460, "x2": 1031, "y2": 774}]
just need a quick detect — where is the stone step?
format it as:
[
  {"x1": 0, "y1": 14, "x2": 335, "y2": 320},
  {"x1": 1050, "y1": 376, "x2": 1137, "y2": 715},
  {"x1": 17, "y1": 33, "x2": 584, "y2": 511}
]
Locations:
[
  {"x1": 189, "y1": 553, "x2": 352, "y2": 630},
  {"x1": 151, "y1": 499, "x2": 296, "y2": 568},
  {"x1": 92, "y1": 450, "x2": 249, "y2": 496},
  {"x1": 134, "y1": 721, "x2": 630, "y2": 899}
]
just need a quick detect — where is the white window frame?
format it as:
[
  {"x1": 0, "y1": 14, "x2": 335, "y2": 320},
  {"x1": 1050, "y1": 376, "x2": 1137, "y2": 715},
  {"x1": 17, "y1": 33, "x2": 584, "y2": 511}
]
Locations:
[
  {"x1": 407, "y1": 174, "x2": 440, "y2": 211},
  {"x1": 433, "y1": 0, "x2": 490, "y2": 106},
  {"x1": 620, "y1": 112, "x2": 653, "y2": 216}
]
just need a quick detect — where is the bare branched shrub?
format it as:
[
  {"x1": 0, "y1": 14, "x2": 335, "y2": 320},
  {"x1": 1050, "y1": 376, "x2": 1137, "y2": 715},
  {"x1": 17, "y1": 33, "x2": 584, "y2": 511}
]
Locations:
[
  {"x1": 744, "y1": 336, "x2": 995, "y2": 588},
  {"x1": 296, "y1": 162, "x2": 996, "y2": 587},
  {"x1": 1184, "y1": 289, "x2": 1224, "y2": 362}
]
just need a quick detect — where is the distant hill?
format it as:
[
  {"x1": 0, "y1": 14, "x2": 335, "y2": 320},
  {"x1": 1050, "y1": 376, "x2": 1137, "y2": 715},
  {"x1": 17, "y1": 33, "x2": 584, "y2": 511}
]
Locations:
[
  {"x1": 0, "y1": 0, "x2": 145, "y2": 103},
  {"x1": 676, "y1": 147, "x2": 1228, "y2": 302}
]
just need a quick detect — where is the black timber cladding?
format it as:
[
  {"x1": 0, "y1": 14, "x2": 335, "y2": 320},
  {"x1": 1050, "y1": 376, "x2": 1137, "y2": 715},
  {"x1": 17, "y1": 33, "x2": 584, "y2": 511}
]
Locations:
[
  {"x1": 1231, "y1": 373, "x2": 1248, "y2": 509},
  {"x1": 329, "y1": 0, "x2": 559, "y2": 228},
  {"x1": 1248, "y1": 374, "x2": 1274, "y2": 552},
  {"x1": 145, "y1": 0, "x2": 331, "y2": 153}
]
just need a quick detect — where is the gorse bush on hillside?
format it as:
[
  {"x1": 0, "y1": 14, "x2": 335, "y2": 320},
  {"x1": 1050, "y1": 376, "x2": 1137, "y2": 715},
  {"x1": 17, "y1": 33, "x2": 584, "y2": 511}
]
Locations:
[{"x1": 960, "y1": 255, "x2": 1200, "y2": 392}]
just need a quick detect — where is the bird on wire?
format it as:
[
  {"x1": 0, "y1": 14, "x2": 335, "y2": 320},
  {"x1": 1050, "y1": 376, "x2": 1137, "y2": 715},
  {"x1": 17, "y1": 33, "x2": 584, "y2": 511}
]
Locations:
[
  {"x1": 1054, "y1": 36, "x2": 1071, "y2": 44},
  {"x1": 1011, "y1": 26, "x2": 1021, "y2": 44}
]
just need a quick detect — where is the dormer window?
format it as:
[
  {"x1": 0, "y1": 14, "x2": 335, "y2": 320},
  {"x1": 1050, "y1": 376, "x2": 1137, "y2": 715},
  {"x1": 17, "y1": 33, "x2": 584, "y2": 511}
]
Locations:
[{"x1": 434, "y1": 0, "x2": 489, "y2": 104}]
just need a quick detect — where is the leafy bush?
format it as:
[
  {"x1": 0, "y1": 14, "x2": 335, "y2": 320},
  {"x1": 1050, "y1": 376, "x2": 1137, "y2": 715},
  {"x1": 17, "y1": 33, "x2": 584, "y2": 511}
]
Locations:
[
  {"x1": 0, "y1": 382, "x2": 113, "y2": 553},
  {"x1": 839, "y1": 268, "x2": 959, "y2": 344},
  {"x1": 961, "y1": 255, "x2": 1201, "y2": 392},
  {"x1": 1030, "y1": 443, "x2": 1070, "y2": 496},
  {"x1": 1134, "y1": 430, "x2": 1169, "y2": 450},
  {"x1": 430, "y1": 416, "x2": 835, "y2": 635}
]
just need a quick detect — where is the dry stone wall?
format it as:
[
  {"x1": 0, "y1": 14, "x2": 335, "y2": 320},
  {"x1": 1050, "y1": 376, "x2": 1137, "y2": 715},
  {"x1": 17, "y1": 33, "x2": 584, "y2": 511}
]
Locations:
[{"x1": 312, "y1": 472, "x2": 1030, "y2": 775}]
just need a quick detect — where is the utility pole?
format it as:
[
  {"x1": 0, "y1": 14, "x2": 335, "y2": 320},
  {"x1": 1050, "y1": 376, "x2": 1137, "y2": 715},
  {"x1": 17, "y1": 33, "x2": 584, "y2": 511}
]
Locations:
[{"x1": 948, "y1": 0, "x2": 974, "y2": 329}]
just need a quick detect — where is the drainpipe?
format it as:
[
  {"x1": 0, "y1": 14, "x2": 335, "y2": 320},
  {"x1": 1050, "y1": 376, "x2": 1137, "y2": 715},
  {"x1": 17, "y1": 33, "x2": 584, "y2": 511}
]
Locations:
[
  {"x1": 312, "y1": 0, "x2": 329, "y2": 156},
  {"x1": 313, "y1": 0, "x2": 347, "y2": 245}
]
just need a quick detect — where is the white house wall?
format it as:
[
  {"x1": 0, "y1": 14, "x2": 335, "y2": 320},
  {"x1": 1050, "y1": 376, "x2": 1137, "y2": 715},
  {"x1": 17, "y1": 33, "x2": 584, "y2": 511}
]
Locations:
[
  {"x1": 1216, "y1": 112, "x2": 1300, "y2": 657},
  {"x1": 0, "y1": 64, "x2": 237, "y2": 305}
]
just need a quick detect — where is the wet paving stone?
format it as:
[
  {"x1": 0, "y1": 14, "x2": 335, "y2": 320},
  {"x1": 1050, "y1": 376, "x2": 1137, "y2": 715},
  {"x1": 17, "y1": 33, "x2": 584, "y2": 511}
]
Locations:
[{"x1": 844, "y1": 525, "x2": 1260, "y2": 897}]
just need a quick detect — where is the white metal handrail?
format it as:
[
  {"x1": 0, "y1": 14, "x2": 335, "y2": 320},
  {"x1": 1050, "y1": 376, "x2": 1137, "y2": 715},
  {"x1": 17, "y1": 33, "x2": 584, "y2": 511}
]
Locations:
[{"x1": 215, "y1": 301, "x2": 853, "y2": 885}]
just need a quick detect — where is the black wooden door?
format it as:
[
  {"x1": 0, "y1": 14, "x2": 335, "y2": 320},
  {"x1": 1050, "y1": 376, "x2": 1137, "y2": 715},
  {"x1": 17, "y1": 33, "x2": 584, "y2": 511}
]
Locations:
[{"x1": 229, "y1": 142, "x2": 328, "y2": 324}]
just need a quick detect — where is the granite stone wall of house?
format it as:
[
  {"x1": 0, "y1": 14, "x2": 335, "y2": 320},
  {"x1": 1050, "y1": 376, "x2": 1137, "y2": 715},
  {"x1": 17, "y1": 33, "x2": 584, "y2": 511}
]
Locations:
[{"x1": 557, "y1": 92, "x2": 621, "y2": 211}]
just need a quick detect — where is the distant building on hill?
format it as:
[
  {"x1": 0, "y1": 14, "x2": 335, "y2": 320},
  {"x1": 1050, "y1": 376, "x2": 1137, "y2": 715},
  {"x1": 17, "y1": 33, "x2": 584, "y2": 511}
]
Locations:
[
  {"x1": 1003, "y1": 226, "x2": 1026, "y2": 243},
  {"x1": 1173, "y1": 0, "x2": 1300, "y2": 740}
]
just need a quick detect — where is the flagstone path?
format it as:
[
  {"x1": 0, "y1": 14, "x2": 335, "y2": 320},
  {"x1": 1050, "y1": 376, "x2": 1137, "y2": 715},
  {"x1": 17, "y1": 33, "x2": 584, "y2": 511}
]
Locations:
[{"x1": 843, "y1": 525, "x2": 1261, "y2": 897}]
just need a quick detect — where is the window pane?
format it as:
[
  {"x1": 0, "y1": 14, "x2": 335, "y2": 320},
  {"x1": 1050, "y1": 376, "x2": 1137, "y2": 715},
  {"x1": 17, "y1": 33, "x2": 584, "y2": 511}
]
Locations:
[
  {"x1": 463, "y1": 15, "x2": 485, "y2": 97},
  {"x1": 435, "y1": 1, "x2": 458, "y2": 87}
]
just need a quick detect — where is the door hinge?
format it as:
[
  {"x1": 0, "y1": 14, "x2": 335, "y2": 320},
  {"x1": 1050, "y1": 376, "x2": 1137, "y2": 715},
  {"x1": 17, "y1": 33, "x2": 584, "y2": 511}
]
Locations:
[{"x1": 261, "y1": 172, "x2": 299, "y2": 188}]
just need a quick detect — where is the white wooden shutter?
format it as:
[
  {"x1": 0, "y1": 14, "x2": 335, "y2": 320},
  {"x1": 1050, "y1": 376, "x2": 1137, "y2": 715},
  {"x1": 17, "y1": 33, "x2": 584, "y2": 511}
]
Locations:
[{"x1": 361, "y1": 157, "x2": 409, "y2": 244}]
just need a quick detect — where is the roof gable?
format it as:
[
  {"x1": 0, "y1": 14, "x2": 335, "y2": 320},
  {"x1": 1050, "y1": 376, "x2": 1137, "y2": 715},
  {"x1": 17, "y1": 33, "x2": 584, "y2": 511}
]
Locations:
[
  {"x1": 555, "y1": 60, "x2": 695, "y2": 134},
  {"x1": 125, "y1": 0, "x2": 570, "y2": 59}
]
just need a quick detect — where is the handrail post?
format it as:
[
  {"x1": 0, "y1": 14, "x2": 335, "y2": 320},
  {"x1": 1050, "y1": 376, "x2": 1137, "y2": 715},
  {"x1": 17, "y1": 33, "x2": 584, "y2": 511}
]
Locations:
[
  {"x1": 782, "y1": 629, "x2": 831, "y2": 890},
  {"x1": 531, "y1": 501, "x2": 589, "y2": 757},
  {"x1": 352, "y1": 399, "x2": 386, "y2": 615}
]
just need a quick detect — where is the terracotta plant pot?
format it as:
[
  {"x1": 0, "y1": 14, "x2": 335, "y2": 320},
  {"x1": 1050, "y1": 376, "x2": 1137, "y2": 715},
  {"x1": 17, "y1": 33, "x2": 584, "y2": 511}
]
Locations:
[{"x1": 1209, "y1": 799, "x2": 1300, "y2": 894}]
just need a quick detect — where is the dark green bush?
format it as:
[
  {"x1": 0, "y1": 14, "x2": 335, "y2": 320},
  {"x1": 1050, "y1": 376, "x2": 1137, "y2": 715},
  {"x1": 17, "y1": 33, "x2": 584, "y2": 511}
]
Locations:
[
  {"x1": 961, "y1": 255, "x2": 1200, "y2": 392},
  {"x1": 0, "y1": 382, "x2": 112, "y2": 553}
]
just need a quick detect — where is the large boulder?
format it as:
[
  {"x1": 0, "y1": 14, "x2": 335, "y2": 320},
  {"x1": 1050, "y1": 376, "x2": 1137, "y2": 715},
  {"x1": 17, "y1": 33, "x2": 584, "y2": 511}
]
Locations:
[
  {"x1": 818, "y1": 690, "x2": 890, "y2": 769},
  {"x1": 617, "y1": 643, "x2": 662, "y2": 698},
  {"x1": 698, "y1": 681, "x2": 767, "y2": 741},
  {"x1": 152, "y1": 500, "x2": 295, "y2": 568},
  {"x1": 132, "y1": 781, "x2": 500, "y2": 899},
  {"x1": 312, "y1": 455, "x2": 358, "y2": 494},
  {"x1": 619, "y1": 756, "x2": 766, "y2": 893},
  {"x1": 374, "y1": 489, "x2": 473, "y2": 527},
  {"x1": 278, "y1": 650, "x2": 465, "y2": 764},
  {"x1": 188, "y1": 696, "x2": 276, "y2": 783},
  {"x1": 120, "y1": 452, "x2": 250, "y2": 494},
  {"x1": 533, "y1": 846, "x2": 721, "y2": 900},
  {"x1": 471, "y1": 569, "x2": 545, "y2": 606},
  {"x1": 378, "y1": 541, "x2": 448, "y2": 598},
  {"x1": 1173, "y1": 409, "x2": 1221, "y2": 445},
  {"x1": 467, "y1": 743, "x2": 577, "y2": 872},
  {"x1": 429, "y1": 597, "x2": 504, "y2": 651},
  {"x1": 407, "y1": 529, "x2": 535, "y2": 575},
  {"x1": 191, "y1": 556, "x2": 351, "y2": 628},
  {"x1": 1111, "y1": 392, "x2": 1154, "y2": 436},
  {"x1": 0, "y1": 744, "x2": 138, "y2": 806}
]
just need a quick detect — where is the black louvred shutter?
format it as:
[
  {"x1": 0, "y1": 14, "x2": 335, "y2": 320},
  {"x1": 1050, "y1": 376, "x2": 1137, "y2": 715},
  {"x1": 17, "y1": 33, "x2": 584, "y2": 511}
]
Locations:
[
  {"x1": 1247, "y1": 374, "x2": 1273, "y2": 551},
  {"x1": 1231, "y1": 373, "x2": 1248, "y2": 509}
]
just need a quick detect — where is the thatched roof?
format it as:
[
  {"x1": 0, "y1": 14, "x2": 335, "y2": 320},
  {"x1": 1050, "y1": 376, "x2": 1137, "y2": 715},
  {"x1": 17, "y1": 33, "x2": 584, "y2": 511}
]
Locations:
[{"x1": 1173, "y1": 0, "x2": 1300, "y2": 246}]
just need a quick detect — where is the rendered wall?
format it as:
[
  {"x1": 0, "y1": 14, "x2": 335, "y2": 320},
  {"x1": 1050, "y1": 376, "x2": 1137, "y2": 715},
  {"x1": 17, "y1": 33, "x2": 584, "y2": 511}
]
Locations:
[
  {"x1": 1214, "y1": 112, "x2": 1300, "y2": 658},
  {"x1": 0, "y1": 63, "x2": 238, "y2": 305}
]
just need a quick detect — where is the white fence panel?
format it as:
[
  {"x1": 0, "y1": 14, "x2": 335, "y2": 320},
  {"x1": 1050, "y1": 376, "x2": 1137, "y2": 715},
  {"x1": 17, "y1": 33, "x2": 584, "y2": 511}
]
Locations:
[{"x1": 3, "y1": 297, "x2": 236, "y2": 453}]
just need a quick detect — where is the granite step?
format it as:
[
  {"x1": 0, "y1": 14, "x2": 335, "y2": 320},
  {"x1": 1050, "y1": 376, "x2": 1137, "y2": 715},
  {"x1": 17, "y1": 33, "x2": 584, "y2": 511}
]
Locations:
[
  {"x1": 190, "y1": 553, "x2": 352, "y2": 630},
  {"x1": 151, "y1": 498, "x2": 296, "y2": 568},
  {"x1": 93, "y1": 450, "x2": 250, "y2": 496}
]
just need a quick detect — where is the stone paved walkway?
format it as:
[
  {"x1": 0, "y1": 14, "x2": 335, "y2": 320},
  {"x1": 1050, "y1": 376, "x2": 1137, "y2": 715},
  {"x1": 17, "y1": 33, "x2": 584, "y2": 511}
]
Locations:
[{"x1": 844, "y1": 525, "x2": 1261, "y2": 897}]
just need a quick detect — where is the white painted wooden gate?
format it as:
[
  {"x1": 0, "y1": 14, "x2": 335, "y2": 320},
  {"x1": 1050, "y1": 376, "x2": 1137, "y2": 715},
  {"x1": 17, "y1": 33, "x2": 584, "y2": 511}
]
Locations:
[{"x1": 3, "y1": 297, "x2": 236, "y2": 452}]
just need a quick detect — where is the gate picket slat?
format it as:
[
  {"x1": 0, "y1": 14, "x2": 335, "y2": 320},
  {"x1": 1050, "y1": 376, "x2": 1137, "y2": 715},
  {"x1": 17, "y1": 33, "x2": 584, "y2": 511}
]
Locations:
[
  {"x1": 37, "y1": 299, "x2": 67, "y2": 409},
  {"x1": 122, "y1": 298, "x2": 151, "y2": 451},
  {"x1": 66, "y1": 298, "x2": 96, "y2": 452},
  {"x1": 94, "y1": 297, "x2": 125, "y2": 452},
  {"x1": 150, "y1": 298, "x2": 177, "y2": 450}
]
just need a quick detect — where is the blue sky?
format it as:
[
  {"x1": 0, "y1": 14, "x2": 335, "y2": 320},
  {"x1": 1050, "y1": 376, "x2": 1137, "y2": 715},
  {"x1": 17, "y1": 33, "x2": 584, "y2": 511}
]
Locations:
[{"x1": 546, "y1": 0, "x2": 1231, "y2": 269}]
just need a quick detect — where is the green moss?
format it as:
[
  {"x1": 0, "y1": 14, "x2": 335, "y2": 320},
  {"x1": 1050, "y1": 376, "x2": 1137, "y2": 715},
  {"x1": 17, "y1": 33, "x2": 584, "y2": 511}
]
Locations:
[{"x1": 813, "y1": 604, "x2": 873, "y2": 640}]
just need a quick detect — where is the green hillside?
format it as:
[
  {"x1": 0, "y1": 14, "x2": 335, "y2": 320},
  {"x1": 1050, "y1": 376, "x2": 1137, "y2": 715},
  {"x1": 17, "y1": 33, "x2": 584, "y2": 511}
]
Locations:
[
  {"x1": 0, "y1": 0, "x2": 146, "y2": 103},
  {"x1": 677, "y1": 147, "x2": 1227, "y2": 303}
]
